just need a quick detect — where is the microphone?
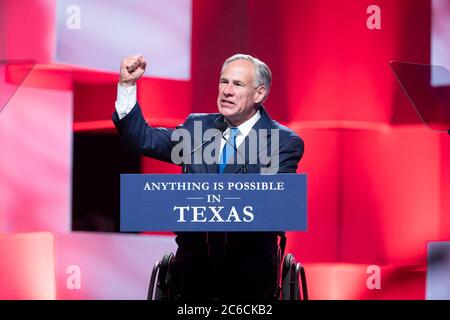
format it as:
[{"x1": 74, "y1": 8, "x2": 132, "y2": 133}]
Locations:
[
  {"x1": 213, "y1": 115, "x2": 229, "y2": 133},
  {"x1": 182, "y1": 117, "x2": 226, "y2": 173}
]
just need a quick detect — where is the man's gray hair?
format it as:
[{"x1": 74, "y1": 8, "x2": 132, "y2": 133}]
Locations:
[{"x1": 221, "y1": 54, "x2": 272, "y2": 101}]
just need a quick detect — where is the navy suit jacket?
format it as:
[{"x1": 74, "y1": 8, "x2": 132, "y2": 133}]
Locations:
[{"x1": 113, "y1": 103, "x2": 304, "y2": 299}]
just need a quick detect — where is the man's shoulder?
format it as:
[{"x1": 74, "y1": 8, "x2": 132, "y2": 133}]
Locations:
[
  {"x1": 270, "y1": 119, "x2": 302, "y2": 142},
  {"x1": 259, "y1": 106, "x2": 301, "y2": 142},
  {"x1": 187, "y1": 112, "x2": 220, "y2": 122},
  {"x1": 181, "y1": 112, "x2": 221, "y2": 131}
]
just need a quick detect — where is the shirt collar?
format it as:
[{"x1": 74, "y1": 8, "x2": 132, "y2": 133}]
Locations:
[{"x1": 224, "y1": 110, "x2": 261, "y2": 137}]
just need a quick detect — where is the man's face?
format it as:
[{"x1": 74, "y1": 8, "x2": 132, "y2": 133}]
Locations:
[{"x1": 217, "y1": 59, "x2": 264, "y2": 126}]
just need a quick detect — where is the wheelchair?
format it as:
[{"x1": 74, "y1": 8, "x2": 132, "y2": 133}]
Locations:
[{"x1": 147, "y1": 233, "x2": 308, "y2": 300}]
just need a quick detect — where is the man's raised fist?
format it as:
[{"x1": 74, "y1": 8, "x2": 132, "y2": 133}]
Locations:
[{"x1": 119, "y1": 55, "x2": 147, "y2": 87}]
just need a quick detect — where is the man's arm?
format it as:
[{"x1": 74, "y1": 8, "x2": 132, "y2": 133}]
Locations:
[
  {"x1": 112, "y1": 55, "x2": 188, "y2": 164},
  {"x1": 275, "y1": 135, "x2": 305, "y2": 173},
  {"x1": 113, "y1": 103, "x2": 184, "y2": 163}
]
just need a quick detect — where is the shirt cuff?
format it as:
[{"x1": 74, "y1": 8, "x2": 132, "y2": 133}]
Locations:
[{"x1": 115, "y1": 83, "x2": 137, "y2": 120}]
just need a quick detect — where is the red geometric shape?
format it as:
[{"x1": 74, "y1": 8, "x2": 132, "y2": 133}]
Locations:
[{"x1": 0, "y1": 232, "x2": 56, "y2": 299}]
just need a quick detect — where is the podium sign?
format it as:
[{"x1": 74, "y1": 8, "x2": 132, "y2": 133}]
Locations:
[{"x1": 120, "y1": 174, "x2": 307, "y2": 232}]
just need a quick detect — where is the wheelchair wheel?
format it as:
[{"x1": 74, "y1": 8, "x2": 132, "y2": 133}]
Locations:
[
  {"x1": 147, "y1": 252, "x2": 174, "y2": 300},
  {"x1": 281, "y1": 253, "x2": 308, "y2": 300}
]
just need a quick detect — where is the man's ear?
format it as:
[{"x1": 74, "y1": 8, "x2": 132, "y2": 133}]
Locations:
[{"x1": 254, "y1": 86, "x2": 267, "y2": 104}]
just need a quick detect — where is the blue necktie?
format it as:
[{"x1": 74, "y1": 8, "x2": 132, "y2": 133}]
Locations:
[{"x1": 219, "y1": 127, "x2": 239, "y2": 173}]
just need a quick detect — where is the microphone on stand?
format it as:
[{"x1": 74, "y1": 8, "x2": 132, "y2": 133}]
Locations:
[{"x1": 182, "y1": 117, "x2": 227, "y2": 174}]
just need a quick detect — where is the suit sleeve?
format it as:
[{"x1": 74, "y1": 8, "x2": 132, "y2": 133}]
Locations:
[
  {"x1": 112, "y1": 103, "x2": 192, "y2": 164},
  {"x1": 276, "y1": 135, "x2": 304, "y2": 173}
]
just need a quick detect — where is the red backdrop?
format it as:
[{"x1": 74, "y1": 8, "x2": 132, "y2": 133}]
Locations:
[{"x1": 1, "y1": 0, "x2": 448, "y2": 299}]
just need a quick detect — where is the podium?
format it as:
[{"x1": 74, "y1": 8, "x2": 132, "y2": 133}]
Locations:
[
  {"x1": 120, "y1": 173, "x2": 307, "y2": 232},
  {"x1": 120, "y1": 173, "x2": 308, "y2": 300}
]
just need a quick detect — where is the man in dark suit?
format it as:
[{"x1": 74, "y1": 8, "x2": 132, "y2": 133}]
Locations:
[{"x1": 113, "y1": 54, "x2": 304, "y2": 301}]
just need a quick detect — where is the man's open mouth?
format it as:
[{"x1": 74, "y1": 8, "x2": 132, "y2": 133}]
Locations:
[{"x1": 221, "y1": 99, "x2": 235, "y2": 105}]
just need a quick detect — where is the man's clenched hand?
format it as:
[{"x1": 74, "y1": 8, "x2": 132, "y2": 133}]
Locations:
[{"x1": 119, "y1": 55, "x2": 147, "y2": 87}]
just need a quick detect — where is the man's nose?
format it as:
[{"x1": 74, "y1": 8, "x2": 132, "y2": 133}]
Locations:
[{"x1": 223, "y1": 84, "x2": 234, "y2": 96}]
